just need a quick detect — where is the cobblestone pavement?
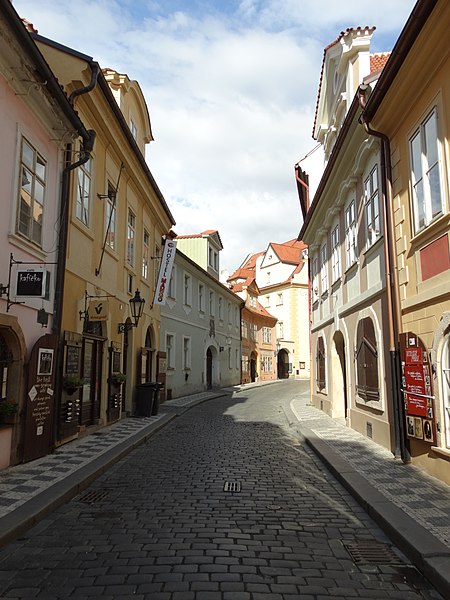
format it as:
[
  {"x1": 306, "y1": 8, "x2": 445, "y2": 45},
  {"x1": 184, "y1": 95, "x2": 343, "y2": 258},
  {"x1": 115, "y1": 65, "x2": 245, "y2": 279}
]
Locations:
[{"x1": 0, "y1": 383, "x2": 442, "y2": 599}]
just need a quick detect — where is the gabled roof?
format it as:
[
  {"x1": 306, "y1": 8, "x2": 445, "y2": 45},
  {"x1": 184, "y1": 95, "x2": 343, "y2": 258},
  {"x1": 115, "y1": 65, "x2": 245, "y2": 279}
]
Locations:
[
  {"x1": 227, "y1": 267, "x2": 254, "y2": 282},
  {"x1": 269, "y1": 240, "x2": 307, "y2": 264},
  {"x1": 245, "y1": 300, "x2": 277, "y2": 323}
]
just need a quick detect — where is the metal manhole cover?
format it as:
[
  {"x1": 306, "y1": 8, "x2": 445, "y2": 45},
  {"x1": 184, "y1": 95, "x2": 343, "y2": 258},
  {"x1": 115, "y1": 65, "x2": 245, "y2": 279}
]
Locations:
[
  {"x1": 223, "y1": 481, "x2": 241, "y2": 492},
  {"x1": 344, "y1": 542, "x2": 403, "y2": 565},
  {"x1": 76, "y1": 489, "x2": 110, "y2": 504}
]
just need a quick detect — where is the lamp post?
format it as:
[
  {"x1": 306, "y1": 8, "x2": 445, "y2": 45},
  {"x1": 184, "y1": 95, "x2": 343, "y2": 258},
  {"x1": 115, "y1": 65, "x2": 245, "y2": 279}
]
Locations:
[{"x1": 118, "y1": 289, "x2": 145, "y2": 333}]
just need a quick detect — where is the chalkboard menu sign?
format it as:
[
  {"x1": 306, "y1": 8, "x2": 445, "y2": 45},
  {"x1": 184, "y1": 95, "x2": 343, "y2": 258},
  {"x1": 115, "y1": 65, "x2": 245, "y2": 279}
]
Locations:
[
  {"x1": 66, "y1": 346, "x2": 81, "y2": 374},
  {"x1": 112, "y1": 351, "x2": 121, "y2": 373}
]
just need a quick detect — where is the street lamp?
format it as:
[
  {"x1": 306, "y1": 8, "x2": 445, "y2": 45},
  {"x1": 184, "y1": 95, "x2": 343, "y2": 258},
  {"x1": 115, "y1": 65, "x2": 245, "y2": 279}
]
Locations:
[{"x1": 118, "y1": 289, "x2": 145, "y2": 333}]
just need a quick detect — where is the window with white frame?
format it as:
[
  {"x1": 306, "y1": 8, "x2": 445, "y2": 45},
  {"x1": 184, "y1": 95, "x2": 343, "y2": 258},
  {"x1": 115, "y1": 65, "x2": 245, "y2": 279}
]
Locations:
[
  {"x1": 183, "y1": 273, "x2": 192, "y2": 306},
  {"x1": 441, "y1": 332, "x2": 450, "y2": 449},
  {"x1": 277, "y1": 293, "x2": 283, "y2": 305},
  {"x1": 234, "y1": 306, "x2": 239, "y2": 326},
  {"x1": 142, "y1": 229, "x2": 149, "y2": 279},
  {"x1": 127, "y1": 209, "x2": 136, "y2": 267},
  {"x1": 331, "y1": 224, "x2": 340, "y2": 282},
  {"x1": 166, "y1": 333, "x2": 175, "y2": 369},
  {"x1": 227, "y1": 302, "x2": 232, "y2": 323},
  {"x1": 228, "y1": 347, "x2": 232, "y2": 369},
  {"x1": 250, "y1": 323, "x2": 258, "y2": 340},
  {"x1": 209, "y1": 290, "x2": 215, "y2": 316},
  {"x1": 168, "y1": 266, "x2": 176, "y2": 299},
  {"x1": 76, "y1": 155, "x2": 91, "y2": 226},
  {"x1": 265, "y1": 296, "x2": 270, "y2": 307},
  {"x1": 182, "y1": 336, "x2": 191, "y2": 370},
  {"x1": 241, "y1": 319, "x2": 248, "y2": 339},
  {"x1": 105, "y1": 183, "x2": 117, "y2": 250},
  {"x1": 249, "y1": 296, "x2": 256, "y2": 308},
  {"x1": 410, "y1": 107, "x2": 444, "y2": 233},
  {"x1": 320, "y1": 243, "x2": 328, "y2": 293},
  {"x1": 312, "y1": 256, "x2": 319, "y2": 299},
  {"x1": 278, "y1": 321, "x2": 284, "y2": 339},
  {"x1": 218, "y1": 296, "x2": 223, "y2": 320},
  {"x1": 365, "y1": 165, "x2": 380, "y2": 247},
  {"x1": 17, "y1": 137, "x2": 46, "y2": 245},
  {"x1": 261, "y1": 355, "x2": 273, "y2": 372},
  {"x1": 262, "y1": 327, "x2": 271, "y2": 344},
  {"x1": 345, "y1": 200, "x2": 357, "y2": 268},
  {"x1": 198, "y1": 283, "x2": 205, "y2": 312}
]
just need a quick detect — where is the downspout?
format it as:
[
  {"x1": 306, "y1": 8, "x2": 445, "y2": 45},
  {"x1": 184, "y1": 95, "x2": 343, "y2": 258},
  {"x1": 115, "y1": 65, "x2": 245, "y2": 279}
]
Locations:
[
  {"x1": 52, "y1": 65, "x2": 99, "y2": 446},
  {"x1": 358, "y1": 84, "x2": 410, "y2": 463}
]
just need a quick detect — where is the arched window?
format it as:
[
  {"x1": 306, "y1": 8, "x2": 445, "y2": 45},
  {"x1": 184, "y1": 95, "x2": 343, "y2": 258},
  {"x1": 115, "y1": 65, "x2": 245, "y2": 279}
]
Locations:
[
  {"x1": 356, "y1": 317, "x2": 379, "y2": 401},
  {"x1": 316, "y1": 336, "x2": 326, "y2": 391},
  {"x1": 442, "y1": 333, "x2": 450, "y2": 448}
]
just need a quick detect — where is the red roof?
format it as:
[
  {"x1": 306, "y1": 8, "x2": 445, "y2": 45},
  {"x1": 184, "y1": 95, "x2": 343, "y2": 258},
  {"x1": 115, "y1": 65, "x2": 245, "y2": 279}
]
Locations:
[{"x1": 370, "y1": 52, "x2": 390, "y2": 73}]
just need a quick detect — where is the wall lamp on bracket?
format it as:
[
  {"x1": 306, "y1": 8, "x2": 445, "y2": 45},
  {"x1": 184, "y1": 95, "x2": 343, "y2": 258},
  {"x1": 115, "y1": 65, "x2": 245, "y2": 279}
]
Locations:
[{"x1": 118, "y1": 289, "x2": 145, "y2": 333}]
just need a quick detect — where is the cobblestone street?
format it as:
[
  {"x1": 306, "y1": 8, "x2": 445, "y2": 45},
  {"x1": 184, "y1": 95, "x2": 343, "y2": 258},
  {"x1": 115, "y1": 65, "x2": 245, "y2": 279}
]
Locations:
[{"x1": 0, "y1": 381, "x2": 442, "y2": 599}]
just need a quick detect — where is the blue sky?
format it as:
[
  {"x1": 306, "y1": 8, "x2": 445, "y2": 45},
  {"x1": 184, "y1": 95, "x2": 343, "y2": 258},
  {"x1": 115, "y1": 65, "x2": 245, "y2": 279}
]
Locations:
[{"x1": 13, "y1": 0, "x2": 416, "y2": 274}]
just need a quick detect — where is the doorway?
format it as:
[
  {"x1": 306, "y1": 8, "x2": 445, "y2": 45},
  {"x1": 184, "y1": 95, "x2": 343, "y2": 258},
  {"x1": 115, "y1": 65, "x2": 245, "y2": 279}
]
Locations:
[{"x1": 332, "y1": 330, "x2": 348, "y2": 420}]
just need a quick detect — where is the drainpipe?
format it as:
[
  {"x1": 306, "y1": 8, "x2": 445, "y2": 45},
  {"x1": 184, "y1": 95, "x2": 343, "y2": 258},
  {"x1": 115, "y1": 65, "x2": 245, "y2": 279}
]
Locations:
[
  {"x1": 358, "y1": 84, "x2": 410, "y2": 463},
  {"x1": 52, "y1": 65, "x2": 98, "y2": 446}
]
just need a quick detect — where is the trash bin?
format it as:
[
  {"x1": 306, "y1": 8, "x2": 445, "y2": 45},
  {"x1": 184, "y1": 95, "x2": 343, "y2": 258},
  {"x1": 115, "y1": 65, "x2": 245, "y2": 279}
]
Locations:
[
  {"x1": 151, "y1": 383, "x2": 163, "y2": 416},
  {"x1": 135, "y1": 383, "x2": 157, "y2": 417}
]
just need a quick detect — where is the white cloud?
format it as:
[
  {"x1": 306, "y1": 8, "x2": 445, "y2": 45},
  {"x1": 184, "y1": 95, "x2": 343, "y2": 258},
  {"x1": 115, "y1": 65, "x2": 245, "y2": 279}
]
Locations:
[{"x1": 12, "y1": 0, "x2": 416, "y2": 272}]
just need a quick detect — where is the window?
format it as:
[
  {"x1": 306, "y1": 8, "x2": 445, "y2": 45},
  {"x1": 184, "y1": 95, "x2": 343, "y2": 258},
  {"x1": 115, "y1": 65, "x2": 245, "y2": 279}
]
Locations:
[
  {"x1": 209, "y1": 290, "x2": 215, "y2": 316},
  {"x1": 249, "y1": 296, "x2": 256, "y2": 307},
  {"x1": 166, "y1": 334, "x2": 175, "y2": 369},
  {"x1": 242, "y1": 356, "x2": 249, "y2": 373},
  {"x1": 312, "y1": 256, "x2": 319, "y2": 299},
  {"x1": 76, "y1": 156, "x2": 91, "y2": 226},
  {"x1": 17, "y1": 137, "x2": 46, "y2": 245},
  {"x1": 265, "y1": 296, "x2": 270, "y2": 307},
  {"x1": 127, "y1": 210, "x2": 136, "y2": 266},
  {"x1": 183, "y1": 337, "x2": 191, "y2": 370},
  {"x1": 316, "y1": 337, "x2": 326, "y2": 391},
  {"x1": 261, "y1": 355, "x2": 273, "y2": 372},
  {"x1": 365, "y1": 166, "x2": 380, "y2": 247},
  {"x1": 130, "y1": 119, "x2": 137, "y2": 140},
  {"x1": 410, "y1": 107, "x2": 444, "y2": 233},
  {"x1": 356, "y1": 318, "x2": 379, "y2": 402},
  {"x1": 266, "y1": 271, "x2": 271, "y2": 285},
  {"x1": 331, "y1": 224, "x2": 341, "y2": 282},
  {"x1": 198, "y1": 284, "x2": 205, "y2": 312},
  {"x1": 262, "y1": 327, "x2": 271, "y2": 344},
  {"x1": 168, "y1": 267, "x2": 176, "y2": 299},
  {"x1": 241, "y1": 319, "x2": 248, "y2": 339},
  {"x1": 183, "y1": 273, "x2": 192, "y2": 306},
  {"x1": 442, "y1": 333, "x2": 450, "y2": 448},
  {"x1": 154, "y1": 244, "x2": 161, "y2": 288},
  {"x1": 218, "y1": 296, "x2": 223, "y2": 320},
  {"x1": 227, "y1": 302, "x2": 232, "y2": 324},
  {"x1": 228, "y1": 347, "x2": 232, "y2": 369},
  {"x1": 320, "y1": 243, "x2": 328, "y2": 293},
  {"x1": 345, "y1": 200, "x2": 357, "y2": 267},
  {"x1": 235, "y1": 349, "x2": 240, "y2": 370},
  {"x1": 250, "y1": 323, "x2": 257, "y2": 340},
  {"x1": 278, "y1": 321, "x2": 284, "y2": 339},
  {"x1": 234, "y1": 306, "x2": 239, "y2": 326},
  {"x1": 142, "y1": 229, "x2": 149, "y2": 279},
  {"x1": 277, "y1": 293, "x2": 283, "y2": 305},
  {"x1": 208, "y1": 247, "x2": 218, "y2": 270},
  {"x1": 105, "y1": 183, "x2": 117, "y2": 250}
]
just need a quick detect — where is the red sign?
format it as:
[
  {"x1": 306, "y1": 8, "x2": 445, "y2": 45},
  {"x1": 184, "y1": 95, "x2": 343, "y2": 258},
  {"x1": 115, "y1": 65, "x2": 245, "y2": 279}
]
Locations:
[{"x1": 405, "y1": 347, "x2": 422, "y2": 365}]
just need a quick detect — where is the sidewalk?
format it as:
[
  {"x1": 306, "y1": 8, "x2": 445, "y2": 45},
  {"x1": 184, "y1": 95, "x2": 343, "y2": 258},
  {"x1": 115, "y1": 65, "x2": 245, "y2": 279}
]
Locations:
[
  {"x1": 0, "y1": 379, "x2": 449, "y2": 597},
  {"x1": 288, "y1": 393, "x2": 450, "y2": 599}
]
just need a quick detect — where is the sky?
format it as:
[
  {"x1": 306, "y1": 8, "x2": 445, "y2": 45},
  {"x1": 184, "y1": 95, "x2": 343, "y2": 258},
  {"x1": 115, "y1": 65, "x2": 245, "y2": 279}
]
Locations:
[{"x1": 13, "y1": 0, "x2": 417, "y2": 276}]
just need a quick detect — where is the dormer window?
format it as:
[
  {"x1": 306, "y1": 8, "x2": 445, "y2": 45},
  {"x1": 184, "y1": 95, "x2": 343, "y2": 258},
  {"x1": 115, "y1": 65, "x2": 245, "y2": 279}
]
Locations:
[{"x1": 130, "y1": 118, "x2": 137, "y2": 141}]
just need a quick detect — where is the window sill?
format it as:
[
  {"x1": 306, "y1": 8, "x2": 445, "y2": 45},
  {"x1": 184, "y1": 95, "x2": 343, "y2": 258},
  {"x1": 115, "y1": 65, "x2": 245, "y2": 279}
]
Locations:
[
  {"x1": 410, "y1": 213, "x2": 450, "y2": 251},
  {"x1": 8, "y1": 232, "x2": 47, "y2": 261},
  {"x1": 363, "y1": 235, "x2": 383, "y2": 257},
  {"x1": 430, "y1": 446, "x2": 450, "y2": 461}
]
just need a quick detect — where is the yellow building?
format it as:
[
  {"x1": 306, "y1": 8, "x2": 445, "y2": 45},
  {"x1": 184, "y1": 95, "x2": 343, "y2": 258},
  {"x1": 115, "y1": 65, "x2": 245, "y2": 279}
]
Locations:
[
  {"x1": 361, "y1": 0, "x2": 450, "y2": 482},
  {"x1": 33, "y1": 34, "x2": 175, "y2": 444}
]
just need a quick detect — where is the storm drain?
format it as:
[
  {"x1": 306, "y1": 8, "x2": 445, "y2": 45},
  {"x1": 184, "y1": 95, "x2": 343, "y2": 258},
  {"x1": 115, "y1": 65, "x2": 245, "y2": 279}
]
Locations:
[
  {"x1": 76, "y1": 489, "x2": 110, "y2": 504},
  {"x1": 344, "y1": 542, "x2": 403, "y2": 565},
  {"x1": 223, "y1": 481, "x2": 241, "y2": 492}
]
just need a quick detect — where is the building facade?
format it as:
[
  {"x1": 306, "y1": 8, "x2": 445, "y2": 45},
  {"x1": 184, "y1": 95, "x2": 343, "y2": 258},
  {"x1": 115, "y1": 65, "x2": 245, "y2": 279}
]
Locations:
[
  {"x1": 33, "y1": 33, "x2": 175, "y2": 446},
  {"x1": 361, "y1": 0, "x2": 450, "y2": 482},
  {"x1": 299, "y1": 28, "x2": 397, "y2": 451},
  {"x1": 160, "y1": 245, "x2": 243, "y2": 398}
]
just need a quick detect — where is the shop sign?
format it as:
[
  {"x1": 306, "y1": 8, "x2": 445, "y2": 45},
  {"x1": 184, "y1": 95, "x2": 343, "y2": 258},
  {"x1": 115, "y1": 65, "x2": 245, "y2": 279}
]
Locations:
[
  {"x1": 88, "y1": 299, "x2": 109, "y2": 321},
  {"x1": 400, "y1": 332, "x2": 435, "y2": 444},
  {"x1": 16, "y1": 269, "x2": 46, "y2": 297}
]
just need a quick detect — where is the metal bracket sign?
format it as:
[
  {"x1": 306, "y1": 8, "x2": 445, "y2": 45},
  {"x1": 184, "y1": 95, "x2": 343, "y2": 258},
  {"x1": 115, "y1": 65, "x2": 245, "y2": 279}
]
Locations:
[{"x1": 16, "y1": 269, "x2": 46, "y2": 297}]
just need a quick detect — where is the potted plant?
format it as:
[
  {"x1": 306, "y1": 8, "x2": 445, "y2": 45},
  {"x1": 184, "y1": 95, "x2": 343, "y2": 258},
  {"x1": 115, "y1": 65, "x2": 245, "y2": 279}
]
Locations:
[
  {"x1": 110, "y1": 372, "x2": 127, "y2": 386},
  {"x1": 63, "y1": 374, "x2": 84, "y2": 395},
  {"x1": 0, "y1": 398, "x2": 18, "y2": 424}
]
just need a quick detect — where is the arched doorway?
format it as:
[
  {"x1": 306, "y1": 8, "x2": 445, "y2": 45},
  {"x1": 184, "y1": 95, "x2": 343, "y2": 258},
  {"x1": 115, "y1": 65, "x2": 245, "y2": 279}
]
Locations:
[
  {"x1": 277, "y1": 349, "x2": 289, "y2": 379},
  {"x1": 332, "y1": 330, "x2": 347, "y2": 420},
  {"x1": 81, "y1": 320, "x2": 105, "y2": 426},
  {"x1": 250, "y1": 352, "x2": 257, "y2": 382}
]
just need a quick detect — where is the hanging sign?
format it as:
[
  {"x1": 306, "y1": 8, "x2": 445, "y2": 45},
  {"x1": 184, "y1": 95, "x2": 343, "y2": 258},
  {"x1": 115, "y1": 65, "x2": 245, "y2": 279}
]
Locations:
[
  {"x1": 153, "y1": 239, "x2": 177, "y2": 306},
  {"x1": 87, "y1": 299, "x2": 109, "y2": 321},
  {"x1": 16, "y1": 269, "x2": 46, "y2": 297}
]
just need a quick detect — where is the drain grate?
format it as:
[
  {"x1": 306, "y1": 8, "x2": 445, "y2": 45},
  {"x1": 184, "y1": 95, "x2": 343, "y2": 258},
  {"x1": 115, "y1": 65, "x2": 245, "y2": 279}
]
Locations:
[
  {"x1": 344, "y1": 542, "x2": 403, "y2": 565},
  {"x1": 223, "y1": 481, "x2": 241, "y2": 492},
  {"x1": 76, "y1": 489, "x2": 110, "y2": 504}
]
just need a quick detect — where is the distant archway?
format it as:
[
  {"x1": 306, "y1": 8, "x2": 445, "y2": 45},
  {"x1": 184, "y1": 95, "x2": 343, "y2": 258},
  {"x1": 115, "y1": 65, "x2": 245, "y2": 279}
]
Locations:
[
  {"x1": 250, "y1": 351, "x2": 257, "y2": 382},
  {"x1": 277, "y1": 349, "x2": 289, "y2": 379}
]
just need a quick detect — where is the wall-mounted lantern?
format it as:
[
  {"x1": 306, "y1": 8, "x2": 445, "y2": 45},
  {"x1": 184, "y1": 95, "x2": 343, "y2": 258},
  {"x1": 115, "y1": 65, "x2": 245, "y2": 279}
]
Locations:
[{"x1": 118, "y1": 289, "x2": 145, "y2": 333}]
